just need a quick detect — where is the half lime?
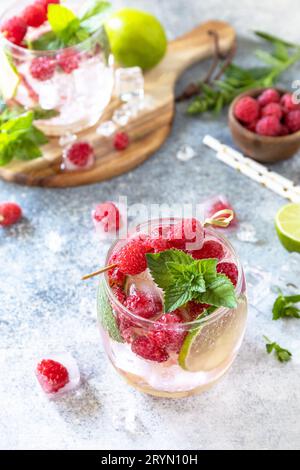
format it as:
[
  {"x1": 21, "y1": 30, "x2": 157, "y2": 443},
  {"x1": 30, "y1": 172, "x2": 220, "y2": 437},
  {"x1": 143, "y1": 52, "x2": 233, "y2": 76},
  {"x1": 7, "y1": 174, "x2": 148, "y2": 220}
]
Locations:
[{"x1": 275, "y1": 203, "x2": 300, "y2": 253}]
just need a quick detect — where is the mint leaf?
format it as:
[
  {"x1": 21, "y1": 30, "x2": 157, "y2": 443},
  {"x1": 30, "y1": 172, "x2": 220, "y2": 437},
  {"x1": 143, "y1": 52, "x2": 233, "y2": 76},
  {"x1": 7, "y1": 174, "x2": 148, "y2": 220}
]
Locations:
[
  {"x1": 80, "y1": 0, "x2": 111, "y2": 34},
  {"x1": 0, "y1": 110, "x2": 48, "y2": 166},
  {"x1": 272, "y1": 293, "x2": 300, "y2": 320},
  {"x1": 29, "y1": 31, "x2": 64, "y2": 51},
  {"x1": 263, "y1": 336, "x2": 292, "y2": 363},
  {"x1": 146, "y1": 249, "x2": 194, "y2": 291},
  {"x1": 97, "y1": 282, "x2": 123, "y2": 343},
  {"x1": 80, "y1": 0, "x2": 111, "y2": 21},
  {"x1": 146, "y1": 250, "x2": 238, "y2": 313},
  {"x1": 198, "y1": 274, "x2": 237, "y2": 308},
  {"x1": 164, "y1": 283, "x2": 194, "y2": 313},
  {"x1": 48, "y1": 4, "x2": 80, "y2": 41},
  {"x1": 1, "y1": 111, "x2": 33, "y2": 133},
  {"x1": 196, "y1": 258, "x2": 218, "y2": 285},
  {"x1": 0, "y1": 134, "x2": 14, "y2": 165},
  {"x1": 14, "y1": 139, "x2": 42, "y2": 160}
]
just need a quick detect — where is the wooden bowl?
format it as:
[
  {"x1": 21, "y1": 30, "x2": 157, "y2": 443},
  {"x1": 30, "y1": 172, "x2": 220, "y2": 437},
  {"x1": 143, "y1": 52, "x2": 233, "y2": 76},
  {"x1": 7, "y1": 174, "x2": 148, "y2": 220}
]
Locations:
[{"x1": 228, "y1": 88, "x2": 300, "y2": 163}]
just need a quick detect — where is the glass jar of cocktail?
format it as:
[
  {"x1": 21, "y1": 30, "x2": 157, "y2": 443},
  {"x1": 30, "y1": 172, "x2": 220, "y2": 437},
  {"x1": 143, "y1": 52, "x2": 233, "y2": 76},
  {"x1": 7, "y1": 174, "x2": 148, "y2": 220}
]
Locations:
[
  {"x1": 97, "y1": 217, "x2": 248, "y2": 398},
  {"x1": 0, "y1": 0, "x2": 114, "y2": 136}
]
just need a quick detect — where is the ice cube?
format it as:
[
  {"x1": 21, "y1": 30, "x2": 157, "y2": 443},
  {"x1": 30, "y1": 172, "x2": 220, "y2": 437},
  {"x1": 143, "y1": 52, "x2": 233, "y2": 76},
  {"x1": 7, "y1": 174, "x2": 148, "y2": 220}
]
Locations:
[
  {"x1": 244, "y1": 264, "x2": 272, "y2": 306},
  {"x1": 58, "y1": 132, "x2": 77, "y2": 147},
  {"x1": 39, "y1": 80, "x2": 60, "y2": 110},
  {"x1": 176, "y1": 145, "x2": 196, "y2": 162},
  {"x1": 237, "y1": 222, "x2": 258, "y2": 243},
  {"x1": 35, "y1": 352, "x2": 80, "y2": 398},
  {"x1": 96, "y1": 120, "x2": 117, "y2": 137},
  {"x1": 121, "y1": 99, "x2": 143, "y2": 118},
  {"x1": 125, "y1": 269, "x2": 164, "y2": 306},
  {"x1": 61, "y1": 143, "x2": 95, "y2": 172},
  {"x1": 115, "y1": 67, "x2": 144, "y2": 102},
  {"x1": 112, "y1": 108, "x2": 130, "y2": 127}
]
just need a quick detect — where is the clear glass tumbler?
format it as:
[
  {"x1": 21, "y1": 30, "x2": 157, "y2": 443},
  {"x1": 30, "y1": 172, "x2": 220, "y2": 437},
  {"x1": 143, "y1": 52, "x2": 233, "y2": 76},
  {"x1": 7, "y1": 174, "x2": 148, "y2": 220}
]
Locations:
[
  {"x1": 97, "y1": 219, "x2": 248, "y2": 398},
  {"x1": 0, "y1": 0, "x2": 114, "y2": 136}
]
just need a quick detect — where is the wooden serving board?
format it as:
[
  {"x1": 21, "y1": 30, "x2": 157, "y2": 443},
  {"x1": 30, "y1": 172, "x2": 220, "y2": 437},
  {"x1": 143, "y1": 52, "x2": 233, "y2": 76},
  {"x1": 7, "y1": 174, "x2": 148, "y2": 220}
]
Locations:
[{"x1": 0, "y1": 20, "x2": 235, "y2": 187}]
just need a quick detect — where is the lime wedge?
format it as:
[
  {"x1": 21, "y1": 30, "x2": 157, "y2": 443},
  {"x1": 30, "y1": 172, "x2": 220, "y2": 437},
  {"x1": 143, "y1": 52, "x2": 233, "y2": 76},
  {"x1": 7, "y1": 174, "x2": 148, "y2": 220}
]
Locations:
[
  {"x1": 97, "y1": 281, "x2": 124, "y2": 343},
  {"x1": 178, "y1": 299, "x2": 247, "y2": 372},
  {"x1": 275, "y1": 203, "x2": 300, "y2": 253},
  {"x1": 0, "y1": 47, "x2": 20, "y2": 100}
]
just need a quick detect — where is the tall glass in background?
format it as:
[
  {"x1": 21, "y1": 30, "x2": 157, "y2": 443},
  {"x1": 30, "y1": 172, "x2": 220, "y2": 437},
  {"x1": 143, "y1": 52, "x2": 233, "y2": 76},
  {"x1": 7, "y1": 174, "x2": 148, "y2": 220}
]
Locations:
[{"x1": 0, "y1": 0, "x2": 114, "y2": 136}]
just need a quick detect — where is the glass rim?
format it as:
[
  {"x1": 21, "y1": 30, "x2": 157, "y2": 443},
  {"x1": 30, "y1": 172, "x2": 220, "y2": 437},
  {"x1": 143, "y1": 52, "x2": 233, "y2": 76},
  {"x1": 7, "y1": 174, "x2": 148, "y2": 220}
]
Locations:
[
  {"x1": 103, "y1": 218, "x2": 244, "y2": 329},
  {"x1": 0, "y1": 27, "x2": 105, "y2": 58}
]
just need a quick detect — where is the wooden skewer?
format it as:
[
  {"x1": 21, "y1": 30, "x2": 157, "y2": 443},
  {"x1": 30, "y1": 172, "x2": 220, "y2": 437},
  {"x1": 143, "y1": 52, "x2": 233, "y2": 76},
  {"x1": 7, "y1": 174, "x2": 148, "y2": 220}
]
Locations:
[
  {"x1": 81, "y1": 264, "x2": 117, "y2": 281},
  {"x1": 82, "y1": 209, "x2": 234, "y2": 281}
]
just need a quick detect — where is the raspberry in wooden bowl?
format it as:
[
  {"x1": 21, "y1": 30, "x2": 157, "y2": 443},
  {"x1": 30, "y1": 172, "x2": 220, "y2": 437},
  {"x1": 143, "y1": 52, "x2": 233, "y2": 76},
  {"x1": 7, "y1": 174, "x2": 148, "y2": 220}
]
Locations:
[{"x1": 228, "y1": 88, "x2": 300, "y2": 163}]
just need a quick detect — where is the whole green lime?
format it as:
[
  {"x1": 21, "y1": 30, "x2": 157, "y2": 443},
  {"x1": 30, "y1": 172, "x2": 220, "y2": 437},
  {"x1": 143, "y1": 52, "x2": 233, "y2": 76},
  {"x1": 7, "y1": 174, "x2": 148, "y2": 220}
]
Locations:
[{"x1": 105, "y1": 8, "x2": 167, "y2": 71}]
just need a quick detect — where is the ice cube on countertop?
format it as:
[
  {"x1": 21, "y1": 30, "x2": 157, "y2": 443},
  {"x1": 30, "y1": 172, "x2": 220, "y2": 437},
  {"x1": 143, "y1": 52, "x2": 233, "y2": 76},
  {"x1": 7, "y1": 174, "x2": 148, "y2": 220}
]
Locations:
[{"x1": 35, "y1": 352, "x2": 80, "y2": 398}]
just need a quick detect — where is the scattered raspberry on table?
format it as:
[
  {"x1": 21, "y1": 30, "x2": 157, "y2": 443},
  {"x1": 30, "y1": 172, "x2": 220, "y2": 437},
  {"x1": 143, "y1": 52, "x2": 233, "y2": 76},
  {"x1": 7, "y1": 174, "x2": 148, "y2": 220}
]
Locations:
[
  {"x1": 0, "y1": 202, "x2": 22, "y2": 227},
  {"x1": 36, "y1": 359, "x2": 69, "y2": 393}
]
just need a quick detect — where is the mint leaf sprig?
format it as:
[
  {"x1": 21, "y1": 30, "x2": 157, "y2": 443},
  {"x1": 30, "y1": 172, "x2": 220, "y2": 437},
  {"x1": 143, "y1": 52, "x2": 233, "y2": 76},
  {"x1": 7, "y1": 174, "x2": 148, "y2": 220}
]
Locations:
[
  {"x1": 0, "y1": 102, "x2": 55, "y2": 166},
  {"x1": 186, "y1": 31, "x2": 300, "y2": 116},
  {"x1": 272, "y1": 292, "x2": 300, "y2": 320},
  {"x1": 29, "y1": 1, "x2": 111, "y2": 52},
  {"x1": 263, "y1": 336, "x2": 292, "y2": 363},
  {"x1": 146, "y1": 249, "x2": 237, "y2": 313}
]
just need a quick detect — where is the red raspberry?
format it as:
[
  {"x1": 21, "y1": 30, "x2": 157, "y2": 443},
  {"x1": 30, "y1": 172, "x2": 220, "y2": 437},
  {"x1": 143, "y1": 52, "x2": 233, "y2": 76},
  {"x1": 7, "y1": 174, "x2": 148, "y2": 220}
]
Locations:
[
  {"x1": 93, "y1": 202, "x2": 120, "y2": 233},
  {"x1": 150, "y1": 312, "x2": 186, "y2": 353},
  {"x1": 246, "y1": 120, "x2": 259, "y2": 133},
  {"x1": 125, "y1": 291, "x2": 162, "y2": 319},
  {"x1": 281, "y1": 93, "x2": 300, "y2": 114},
  {"x1": 111, "y1": 285, "x2": 126, "y2": 304},
  {"x1": 23, "y1": 3, "x2": 47, "y2": 28},
  {"x1": 66, "y1": 141, "x2": 94, "y2": 167},
  {"x1": 0, "y1": 202, "x2": 22, "y2": 227},
  {"x1": 1, "y1": 16, "x2": 27, "y2": 45},
  {"x1": 285, "y1": 110, "x2": 300, "y2": 133},
  {"x1": 279, "y1": 125, "x2": 290, "y2": 136},
  {"x1": 234, "y1": 96, "x2": 260, "y2": 124},
  {"x1": 36, "y1": 359, "x2": 69, "y2": 393},
  {"x1": 109, "y1": 266, "x2": 126, "y2": 287},
  {"x1": 131, "y1": 336, "x2": 169, "y2": 362},
  {"x1": 217, "y1": 262, "x2": 238, "y2": 287},
  {"x1": 30, "y1": 56, "x2": 56, "y2": 81},
  {"x1": 116, "y1": 239, "x2": 148, "y2": 275},
  {"x1": 168, "y1": 218, "x2": 204, "y2": 250},
  {"x1": 261, "y1": 102, "x2": 283, "y2": 120},
  {"x1": 57, "y1": 50, "x2": 80, "y2": 74},
  {"x1": 147, "y1": 237, "x2": 169, "y2": 253},
  {"x1": 189, "y1": 240, "x2": 225, "y2": 261},
  {"x1": 255, "y1": 116, "x2": 281, "y2": 136},
  {"x1": 188, "y1": 301, "x2": 210, "y2": 320},
  {"x1": 117, "y1": 312, "x2": 135, "y2": 343},
  {"x1": 257, "y1": 88, "x2": 280, "y2": 107},
  {"x1": 114, "y1": 132, "x2": 129, "y2": 151}
]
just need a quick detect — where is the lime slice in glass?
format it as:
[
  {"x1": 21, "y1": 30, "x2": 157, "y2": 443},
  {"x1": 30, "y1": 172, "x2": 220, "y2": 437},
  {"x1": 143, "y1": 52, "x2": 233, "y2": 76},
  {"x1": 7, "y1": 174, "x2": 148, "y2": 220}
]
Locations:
[
  {"x1": 0, "y1": 47, "x2": 20, "y2": 100},
  {"x1": 178, "y1": 300, "x2": 247, "y2": 372},
  {"x1": 275, "y1": 203, "x2": 300, "y2": 253}
]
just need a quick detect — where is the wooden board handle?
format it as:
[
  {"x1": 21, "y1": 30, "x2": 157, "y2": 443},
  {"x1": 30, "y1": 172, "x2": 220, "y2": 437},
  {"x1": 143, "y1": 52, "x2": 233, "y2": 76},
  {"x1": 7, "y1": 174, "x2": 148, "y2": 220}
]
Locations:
[{"x1": 146, "y1": 20, "x2": 236, "y2": 86}]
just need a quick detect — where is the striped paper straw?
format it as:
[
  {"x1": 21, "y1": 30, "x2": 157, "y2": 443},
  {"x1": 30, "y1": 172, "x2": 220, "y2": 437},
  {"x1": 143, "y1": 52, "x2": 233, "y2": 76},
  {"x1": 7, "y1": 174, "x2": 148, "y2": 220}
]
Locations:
[{"x1": 203, "y1": 135, "x2": 300, "y2": 203}]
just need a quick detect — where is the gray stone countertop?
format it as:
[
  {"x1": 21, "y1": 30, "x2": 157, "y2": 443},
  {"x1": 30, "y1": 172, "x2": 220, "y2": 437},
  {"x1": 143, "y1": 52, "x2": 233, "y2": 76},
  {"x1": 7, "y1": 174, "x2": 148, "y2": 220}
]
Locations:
[{"x1": 1, "y1": 0, "x2": 300, "y2": 450}]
